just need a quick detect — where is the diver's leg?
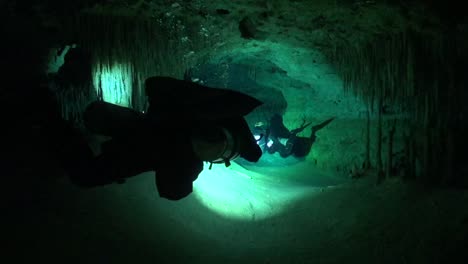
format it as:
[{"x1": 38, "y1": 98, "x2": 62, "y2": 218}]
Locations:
[
  {"x1": 67, "y1": 156, "x2": 114, "y2": 187},
  {"x1": 89, "y1": 137, "x2": 156, "y2": 185},
  {"x1": 66, "y1": 135, "x2": 155, "y2": 187},
  {"x1": 281, "y1": 137, "x2": 295, "y2": 158},
  {"x1": 69, "y1": 149, "x2": 154, "y2": 187},
  {"x1": 51, "y1": 121, "x2": 104, "y2": 186},
  {"x1": 91, "y1": 151, "x2": 153, "y2": 185}
]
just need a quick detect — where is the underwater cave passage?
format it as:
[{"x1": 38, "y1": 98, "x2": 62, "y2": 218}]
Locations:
[
  {"x1": 184, "y1": 50, "x2": 364, "y2": 220},
  {"x1": 7, "y1": 1, "x2": 468, "y2": 262},
  {"x1": 48, "y1": 39, "x2": 368, "y2": 222}
]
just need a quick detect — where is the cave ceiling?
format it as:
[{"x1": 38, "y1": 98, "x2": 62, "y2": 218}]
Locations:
[{"x1": 3, "y1": 0, "x2": 466, "y2": 58}]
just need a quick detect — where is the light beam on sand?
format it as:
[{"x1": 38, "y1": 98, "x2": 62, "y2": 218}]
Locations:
[{"x1": 192, "y1": 162, "x2": 314, "y2": 221}]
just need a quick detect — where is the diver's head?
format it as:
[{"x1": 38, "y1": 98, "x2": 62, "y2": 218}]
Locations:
[
  {"x1": 190, "y1": 117, "x2": 262, "y2": 168},
  {"x1": 190, "y1": 125, "x2": 240, "y2": 166},
  {"x1": 271, "y1": 113, "x2": 283, "y2": 122}
]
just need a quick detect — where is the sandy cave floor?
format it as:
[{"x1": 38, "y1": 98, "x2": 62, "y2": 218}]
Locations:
[{"x1": 5, "y1": 140, "x2": 468, "y2": 264}]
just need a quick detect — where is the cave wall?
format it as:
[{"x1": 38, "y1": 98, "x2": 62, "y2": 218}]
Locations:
[
  {"x1": 3, "y1": 0, "x2": 467, "y2": 185},
  {"x1": 326, "y1": 22, "x2": 468, "y2": 185},
  {"x1": 48, "y1": 8, "x2": 220, "y2": 121}
]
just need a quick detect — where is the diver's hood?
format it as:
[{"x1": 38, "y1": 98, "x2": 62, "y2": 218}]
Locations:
[
  {"x1": 145, "y1": 76, "x2": 263, "y2": 163},
  {"x1": 212, "y1": 117, "x2": 262, "y2": 163},
  {"x1": 145, "y1": 76, "x2": 263, "y2": 121}
]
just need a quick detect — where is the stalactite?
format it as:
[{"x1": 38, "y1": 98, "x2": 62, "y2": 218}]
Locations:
[
  {"x1": 442, "y1": 51, "x2": 456, "y2": 185},
  {"x1": 422, "y1": 93, "x2": 430, "y2": 182},
  {"x1": 364, "y1": 105, "x2": 371, "y2": 170},
  {"x1": 376, "y1": 95, "x2": 383, "y2": 183},
  {"x1": 386, "y1": 118, "x2": 396, "y2": 179},
  {"x1": 55, "y1": 10, "x2": 210, "y2": 118},
  {"x1": 445, "y1": 128, "x2": 454, "y2": 184},
  {"x1": 326, "y1": 25, "x2": 466, "y2": 186},
  {"x1": 408, "y1": 126, "x2": 416, "y2": 179}
]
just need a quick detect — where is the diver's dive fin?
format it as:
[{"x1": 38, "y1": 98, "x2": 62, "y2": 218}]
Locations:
[{"x1": 311, "y1": 117, "x2": 335, "y2": 133}]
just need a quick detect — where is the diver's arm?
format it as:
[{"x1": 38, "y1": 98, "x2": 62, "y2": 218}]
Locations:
[
  {"x1": 155, "y1": 157, "x2": 203, "y2": 201},
  {"x1": 269, "y1": 136, "x2": 294, "y2": 158},
  {"x1": 290, "y1": 124, "x2": 311, "y2": 135},
  {"x1": 290, "y1": 118, "x2": 312, "y2": 136}
]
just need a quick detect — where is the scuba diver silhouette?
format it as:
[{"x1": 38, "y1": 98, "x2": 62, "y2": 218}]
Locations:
[
  {"x1": 66, "y1": 76, "x2": 263, "y2": 200},
  {"x1": 257, "y1": 113, "x2": 335, "y2": 158}
]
